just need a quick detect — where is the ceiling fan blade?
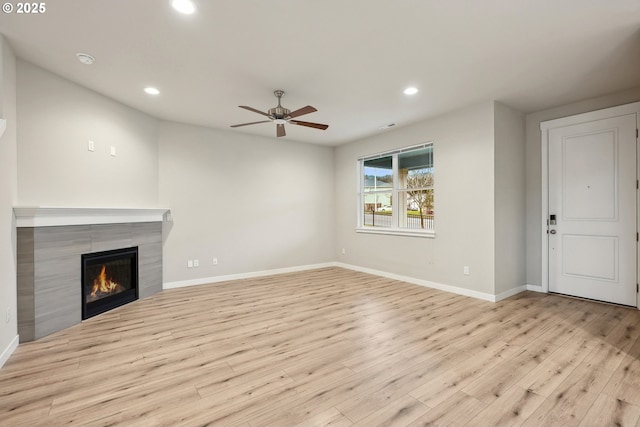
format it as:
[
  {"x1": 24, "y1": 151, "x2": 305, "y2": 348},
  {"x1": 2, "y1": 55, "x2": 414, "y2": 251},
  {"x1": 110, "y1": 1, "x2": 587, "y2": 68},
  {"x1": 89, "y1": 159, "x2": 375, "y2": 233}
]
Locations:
[
  {"x1": 289, "y1": 120, "x2": 329, "y2": 130},
  {"x1": 230, "y1": 120, "x2": 271, "y2": 128},
  {"x1": 276, "y1": 123, "x2": 286, "y2": 137},
  {"x1": 287, "y1": 105, "x2": 317, "y2": 119},
  {"x1": 239, "y1": 106, "x2": 271, "y2": 117}
]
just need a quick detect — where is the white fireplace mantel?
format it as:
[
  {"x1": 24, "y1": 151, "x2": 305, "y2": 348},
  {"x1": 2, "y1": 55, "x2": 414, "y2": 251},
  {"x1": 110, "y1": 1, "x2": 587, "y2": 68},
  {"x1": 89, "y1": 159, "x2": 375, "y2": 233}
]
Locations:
[{"x1": 13, "y1": 207, "x2": 171, "y2": 227}]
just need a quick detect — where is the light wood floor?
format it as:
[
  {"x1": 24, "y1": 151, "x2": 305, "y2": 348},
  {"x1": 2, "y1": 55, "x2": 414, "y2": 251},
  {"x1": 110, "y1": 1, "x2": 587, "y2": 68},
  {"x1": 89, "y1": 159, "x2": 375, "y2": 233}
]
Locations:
[{"x1": 2, "y1": 267, "x2": 640, "y2": 427}]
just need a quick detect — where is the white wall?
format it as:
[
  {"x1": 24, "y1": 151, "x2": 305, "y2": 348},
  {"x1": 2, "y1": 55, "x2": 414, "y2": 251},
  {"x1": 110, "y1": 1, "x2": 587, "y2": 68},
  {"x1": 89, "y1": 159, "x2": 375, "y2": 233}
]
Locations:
[
  {"x1": 494, "y1": 102, "x2": 525, "y2": 295},
  {"x1": 158, "y1": 121, "x2": 335, "y2": 285},
  {"x1": 16, "y1": 60, "x2": 160, "y2": 207},
  {"x1": 525, "y1": 86, "x2": 640, "y2": 287},
  {"x1": 14, "y1": 60, "x2": 336, "y2": 290},
  {"x1": 334, "y1": 102, "x2": 497, "y2": 295},
  {"x1": 0, "y1": 36, "x2": 18, "y2": 367}
]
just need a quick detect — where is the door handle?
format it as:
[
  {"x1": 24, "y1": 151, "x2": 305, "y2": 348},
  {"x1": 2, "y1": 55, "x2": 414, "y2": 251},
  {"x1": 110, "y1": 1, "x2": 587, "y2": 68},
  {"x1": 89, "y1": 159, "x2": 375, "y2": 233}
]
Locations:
[{"x1": 549, "y1": 230, "x2": 556, "y2": 234}]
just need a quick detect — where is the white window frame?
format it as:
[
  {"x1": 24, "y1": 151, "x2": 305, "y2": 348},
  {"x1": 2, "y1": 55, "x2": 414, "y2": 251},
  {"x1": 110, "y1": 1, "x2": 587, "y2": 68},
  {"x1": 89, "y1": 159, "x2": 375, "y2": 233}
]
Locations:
[{"x1": 356, "y1": 142, "x2": 435, "y2": 238}]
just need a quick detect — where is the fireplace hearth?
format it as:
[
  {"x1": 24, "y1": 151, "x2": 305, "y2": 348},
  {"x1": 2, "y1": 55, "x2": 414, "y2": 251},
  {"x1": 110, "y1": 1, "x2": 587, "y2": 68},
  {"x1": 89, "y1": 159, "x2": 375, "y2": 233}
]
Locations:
[{"x1": 82, "y1": 247, "x2": 139, "y2": 320}]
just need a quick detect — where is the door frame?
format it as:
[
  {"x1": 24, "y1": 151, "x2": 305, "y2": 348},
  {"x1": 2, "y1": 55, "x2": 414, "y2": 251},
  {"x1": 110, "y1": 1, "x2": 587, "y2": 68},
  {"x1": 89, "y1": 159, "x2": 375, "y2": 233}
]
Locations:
[{"x1": 540, "y1": 101, "x2": 640, "y2": 309}]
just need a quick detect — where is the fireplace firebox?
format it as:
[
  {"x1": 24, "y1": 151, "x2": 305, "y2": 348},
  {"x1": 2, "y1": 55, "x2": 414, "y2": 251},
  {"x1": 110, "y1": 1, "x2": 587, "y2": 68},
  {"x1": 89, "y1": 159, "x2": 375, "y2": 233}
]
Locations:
[{"x1": 81, "y1": 247, "x2": 139, "y2": 320}]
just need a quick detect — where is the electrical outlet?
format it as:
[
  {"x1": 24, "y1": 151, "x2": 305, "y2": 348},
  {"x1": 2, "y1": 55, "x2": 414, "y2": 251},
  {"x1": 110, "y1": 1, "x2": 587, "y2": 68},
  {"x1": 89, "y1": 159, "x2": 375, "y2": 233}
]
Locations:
[
  {"x1": 463, "y1": 266, "x2": 470, "y2": 275},
  {"x1": 187, "y1": 260, "x2": 193, "y2": 268},
  {"x1": 341, "y1": 248, "x2": 346, "y2": 255},
  {"x1": 193, "y1": 259, "x2": 199, "y2": 267},
  {"x1": 88, "y1": 140, "x2": 95, "y2": 152},
  {"x1": 213, "y1": 258, "x2": 218, "y2": 266}
]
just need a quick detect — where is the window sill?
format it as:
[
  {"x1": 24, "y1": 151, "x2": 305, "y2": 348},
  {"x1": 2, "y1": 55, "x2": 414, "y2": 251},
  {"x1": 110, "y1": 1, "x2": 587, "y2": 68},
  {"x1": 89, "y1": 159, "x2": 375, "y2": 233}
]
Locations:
[{"x1": 355, "y1": 227, "x2": 436, "y2": 238}]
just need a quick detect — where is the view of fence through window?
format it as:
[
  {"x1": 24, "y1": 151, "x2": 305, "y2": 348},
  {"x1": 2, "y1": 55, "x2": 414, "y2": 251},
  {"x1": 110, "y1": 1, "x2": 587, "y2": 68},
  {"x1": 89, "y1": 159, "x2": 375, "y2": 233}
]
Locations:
[{"x1": 361, "y1": 144, "x2": 434, "y2": 230}]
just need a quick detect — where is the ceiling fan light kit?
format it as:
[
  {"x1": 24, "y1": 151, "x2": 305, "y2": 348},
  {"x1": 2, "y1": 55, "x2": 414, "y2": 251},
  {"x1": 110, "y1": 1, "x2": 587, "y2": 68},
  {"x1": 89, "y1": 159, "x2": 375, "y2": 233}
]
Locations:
[{"x1": 230, "y1": 90, "x2": 328, "y2": 138}]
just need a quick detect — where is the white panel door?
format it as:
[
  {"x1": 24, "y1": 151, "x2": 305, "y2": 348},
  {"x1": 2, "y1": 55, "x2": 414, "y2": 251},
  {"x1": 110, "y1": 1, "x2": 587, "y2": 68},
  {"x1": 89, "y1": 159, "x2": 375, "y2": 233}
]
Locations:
[{"x1": 548, "y1": 113, "x2": 637, "y2": 306}]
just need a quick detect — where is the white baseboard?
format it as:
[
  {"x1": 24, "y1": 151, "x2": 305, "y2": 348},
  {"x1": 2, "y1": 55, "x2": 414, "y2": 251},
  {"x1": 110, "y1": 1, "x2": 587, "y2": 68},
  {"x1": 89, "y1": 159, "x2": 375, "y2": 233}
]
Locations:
[
  {"x1": 0, "y1": 334, "x2": 19, "y2": 369},
  {"x1": 495, "y1": 285, "x2": 528, "y2": 302},
  {"x1": 526, "y1": 283, "x2": 544, "y2": 293},
  {"x1": 334, "y1": 262, "x2": 500, "y2": 302},
  {"x1": 163, "y1": 261, "x2": 531, "y2": 304},
  {"x1": 163, "y1": 262, "x2": 338, "y2": 289}
]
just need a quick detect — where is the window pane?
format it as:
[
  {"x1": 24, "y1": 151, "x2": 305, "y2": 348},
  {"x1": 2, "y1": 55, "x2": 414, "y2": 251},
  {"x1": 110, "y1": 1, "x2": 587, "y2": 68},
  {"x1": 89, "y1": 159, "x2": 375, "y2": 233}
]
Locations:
[
  {"x1": 398, "y1": 189, "x2": 434, "y2": 230},
  {"x1": 362, "y1": 191, "x2": 393, "y2": 228},
  {"x1": 398, "y1": 147, "x2": 433, "y2": 190},
  {"x1": 398, "y1": 146, "x2": 432, "y2": 170},
  {"x1": 363, "y1": 156, "x2": 393, "y2": 192}
]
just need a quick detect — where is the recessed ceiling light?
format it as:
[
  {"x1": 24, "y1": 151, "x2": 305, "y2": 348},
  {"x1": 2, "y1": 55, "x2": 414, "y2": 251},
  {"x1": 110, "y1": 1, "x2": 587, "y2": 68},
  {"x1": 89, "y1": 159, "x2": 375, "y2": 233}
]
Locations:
[
  {"x1": 172, "y1": 0, "x2": 196, "y2": 14},
  {"x1": 403, "y1": 87, "x2": 419, "y2": 95},
  {"x1": 144, "y1": 87, "x2": 160, "y2": 95},
  {"x1": 76, "y1": 53, "x2": 95, "y2": 65}
]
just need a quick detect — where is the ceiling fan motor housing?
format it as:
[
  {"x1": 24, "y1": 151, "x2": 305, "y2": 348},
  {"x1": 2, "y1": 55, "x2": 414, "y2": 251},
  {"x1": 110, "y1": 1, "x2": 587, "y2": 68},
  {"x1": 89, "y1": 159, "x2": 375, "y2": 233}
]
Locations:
[{"x1": 268, "y1": 107, "x2": 291, "y2": 120}]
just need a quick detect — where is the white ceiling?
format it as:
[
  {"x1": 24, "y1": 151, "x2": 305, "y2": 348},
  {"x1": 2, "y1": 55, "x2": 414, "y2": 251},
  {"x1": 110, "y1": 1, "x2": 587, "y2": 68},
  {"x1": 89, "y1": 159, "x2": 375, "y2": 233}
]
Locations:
[{"x1": 1, "y1": 0, "x2": 639, "y2": 146}]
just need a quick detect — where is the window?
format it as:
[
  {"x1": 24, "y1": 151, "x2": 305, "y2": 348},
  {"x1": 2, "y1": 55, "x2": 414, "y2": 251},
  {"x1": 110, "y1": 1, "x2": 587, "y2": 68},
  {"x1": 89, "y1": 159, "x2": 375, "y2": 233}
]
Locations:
[{"x1": 358, "y1": 143, "x2": 434, "y2": 237}]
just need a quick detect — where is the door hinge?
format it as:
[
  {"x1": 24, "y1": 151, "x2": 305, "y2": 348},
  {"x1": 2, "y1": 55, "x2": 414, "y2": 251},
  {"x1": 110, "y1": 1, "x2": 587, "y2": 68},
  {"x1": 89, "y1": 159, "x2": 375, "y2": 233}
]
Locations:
[
  {"x1": 637, "y1": 128, "x2": 638, "y2": 138},
  {"x1": 637, "y1": 180, "x2": 639, "y2": 190},
  {"x1": 637, "y1": 283, "x2": 639, "y2": 293}
]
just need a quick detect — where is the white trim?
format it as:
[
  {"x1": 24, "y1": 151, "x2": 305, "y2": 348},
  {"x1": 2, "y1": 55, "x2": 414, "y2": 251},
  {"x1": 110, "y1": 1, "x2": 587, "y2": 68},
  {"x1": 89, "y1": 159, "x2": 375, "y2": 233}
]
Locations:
[
  {"x1": 355, "y1": 228, "x2": 435, "y2": 238},
  {"x1": 356, "y1": 159, "x2": 364, "y2": 228},
  {"x1": 0, "y1": 335, "x2": 19, "y2": 369},
  {"x1": 358, "y1": 141, "x2": 433, "y2": 161},
  {"x1": 163, "y1": 262, "x2": 337, "y2": 289},
  {"x1": 540, "y1": 101, "x2": 640, "y2": 131},
  {"x1": 495, "y1": 285, "x2": 528, "y2": 302},
  {"x1": 13, "y1": 207, "x2": 171, "y2": 227},
  {"x1": 541, "y1": 125, "x2": 549, "y2": 293},
  {"x1": 334, "y1": 262, "x2": 499, "y2": 302},
  {"x1": 526, "y1": 283, "x2": 544, "y2": 293},
  {"x1": 0, "y1": 118, "x2": 6, "y2": 139},
  {"x1": 163, "y1": 261, "x2": 529, "y2": 303}
]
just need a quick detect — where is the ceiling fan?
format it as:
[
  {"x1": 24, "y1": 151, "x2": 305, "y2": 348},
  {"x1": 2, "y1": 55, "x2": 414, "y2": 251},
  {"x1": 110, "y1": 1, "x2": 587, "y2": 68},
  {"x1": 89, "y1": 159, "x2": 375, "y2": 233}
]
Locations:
[{"x1": 230, "y1": 90, "x2": 329, "y2": 137}]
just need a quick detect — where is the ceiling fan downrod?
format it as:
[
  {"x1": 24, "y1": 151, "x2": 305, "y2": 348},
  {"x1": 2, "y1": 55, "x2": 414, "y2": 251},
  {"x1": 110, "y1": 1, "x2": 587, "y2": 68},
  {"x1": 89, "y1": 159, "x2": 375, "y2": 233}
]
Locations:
[{"x1": 269, "y1": 90, "x2": 289, "y2": 121}]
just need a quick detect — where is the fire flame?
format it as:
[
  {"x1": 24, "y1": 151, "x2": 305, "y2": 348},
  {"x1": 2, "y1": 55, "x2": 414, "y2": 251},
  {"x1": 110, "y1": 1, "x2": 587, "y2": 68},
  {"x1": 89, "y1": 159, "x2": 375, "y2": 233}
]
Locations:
[{"x1": 90, "y1": 265, "x2": 122, "y2": 298}]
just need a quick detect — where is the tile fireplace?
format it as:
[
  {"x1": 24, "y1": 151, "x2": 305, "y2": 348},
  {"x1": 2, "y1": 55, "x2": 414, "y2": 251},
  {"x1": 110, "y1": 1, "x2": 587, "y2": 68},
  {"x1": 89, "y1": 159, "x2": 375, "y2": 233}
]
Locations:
[{"x1": 15, "y1": 207, "x2": 169, "y2": 342}]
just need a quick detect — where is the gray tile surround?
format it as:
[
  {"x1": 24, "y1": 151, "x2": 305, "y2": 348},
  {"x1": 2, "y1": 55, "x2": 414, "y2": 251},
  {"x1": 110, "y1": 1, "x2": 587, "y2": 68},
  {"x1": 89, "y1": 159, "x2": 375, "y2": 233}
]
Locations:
[{"x1": 17, "y1": 222, "x2": 163, "y2": 341}]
